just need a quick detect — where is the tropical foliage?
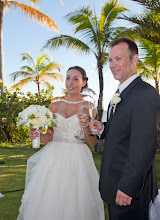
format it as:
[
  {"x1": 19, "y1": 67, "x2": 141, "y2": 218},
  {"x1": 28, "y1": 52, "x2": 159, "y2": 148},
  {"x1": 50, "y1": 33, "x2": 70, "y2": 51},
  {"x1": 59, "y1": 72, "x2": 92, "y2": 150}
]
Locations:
[
  {"x1": 42, "y1": 0, "x2": 128, "y2": 121},
  {"x1": 0, "y1": 0, "x2": 59, "y2": 85},
  {"x1": 9, "y1": 52, "x2": 63, "y2": 94},
  {"x1": 118, "y1": 0, "x2": 160, "y2": 45},
  {"x1": 137, "y1": 39, "x2": 160, "y2": 92},
  {"x1": 0, "y1": 86, "x2": 55, "y2": 143},
  {"x1": 131, "y1": 0, "x2": 160, "y2": 13},
  {"x1": 119, "y1": 11, "x2": 160, "y2": 45}
]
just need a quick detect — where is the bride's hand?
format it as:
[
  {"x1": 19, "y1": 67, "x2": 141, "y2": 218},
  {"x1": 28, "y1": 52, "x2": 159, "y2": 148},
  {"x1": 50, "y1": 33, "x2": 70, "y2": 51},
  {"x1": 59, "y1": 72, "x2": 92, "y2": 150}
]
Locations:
[
  {"x1": 77, "y1": 113, "x2": 90, "y2": 129},
  {"x1": 29, "y1": 128, "x2": 42, "y2": 139}
]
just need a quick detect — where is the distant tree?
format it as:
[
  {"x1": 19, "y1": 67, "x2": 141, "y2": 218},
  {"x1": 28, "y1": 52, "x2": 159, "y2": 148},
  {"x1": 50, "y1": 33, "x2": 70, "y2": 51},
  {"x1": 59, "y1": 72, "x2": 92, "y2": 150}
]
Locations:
[
  {"x1": 131, "y1": 0, "x2": 160, "y2": 13},
  {"x1": 9, "y1": 52, "x2": 63, "y2": 94},
  {"x1": 118, "y1": 0, "x2": 160, "y2": 45},
  {"x1": 0, "y1": 86, "x2": 55, "y2": 143},
  {"x1": 138, "y1": 39, "x2": 160, "y2": 93},
  {"x1": 119, "y1": 11, "x2": 160, "y2": 45},
  {"x1": 0, "y1": 0, "x2": 59, "y2": 88}
]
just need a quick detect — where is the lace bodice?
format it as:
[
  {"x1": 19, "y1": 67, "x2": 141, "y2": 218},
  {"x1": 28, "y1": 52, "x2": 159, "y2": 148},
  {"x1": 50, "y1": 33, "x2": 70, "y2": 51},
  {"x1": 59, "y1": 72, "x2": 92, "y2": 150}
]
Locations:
[{"x1": 53, "y1": 113, "x2": 84, "y2": 144}]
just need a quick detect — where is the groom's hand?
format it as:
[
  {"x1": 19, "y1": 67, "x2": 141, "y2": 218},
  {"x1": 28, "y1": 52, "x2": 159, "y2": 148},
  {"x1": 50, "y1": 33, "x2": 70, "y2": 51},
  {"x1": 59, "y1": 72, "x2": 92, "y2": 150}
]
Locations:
[
  {"x1": 89, "y1": 119, "x2": 103, "y2": 134},
  {"x1": 115, "y1": 189, "x2": 132, "y2": 206}
]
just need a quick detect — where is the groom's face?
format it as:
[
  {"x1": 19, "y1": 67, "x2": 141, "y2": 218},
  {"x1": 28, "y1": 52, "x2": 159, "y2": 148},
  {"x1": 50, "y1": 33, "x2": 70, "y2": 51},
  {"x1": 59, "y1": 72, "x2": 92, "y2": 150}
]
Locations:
[{"x1": 109, "y1": 42, "x2": 138, "y2": 84}]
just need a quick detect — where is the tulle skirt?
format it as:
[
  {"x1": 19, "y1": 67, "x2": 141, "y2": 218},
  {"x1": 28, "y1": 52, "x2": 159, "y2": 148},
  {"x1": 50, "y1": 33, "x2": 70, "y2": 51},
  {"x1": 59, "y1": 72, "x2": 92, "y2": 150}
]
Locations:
[
  {"x1": 17, "y1": 140, "x2": 105, "y2": 220},
  {"x1": 149, "y1": 189, "x2": 160, "y2": 220}
]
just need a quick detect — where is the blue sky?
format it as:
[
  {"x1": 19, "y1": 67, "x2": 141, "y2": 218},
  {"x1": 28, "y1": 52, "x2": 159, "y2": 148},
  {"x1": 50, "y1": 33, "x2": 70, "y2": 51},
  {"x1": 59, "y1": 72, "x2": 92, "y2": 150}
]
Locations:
[{"x1": 3, "y1": 0, "x2": 143, "y2": 110}]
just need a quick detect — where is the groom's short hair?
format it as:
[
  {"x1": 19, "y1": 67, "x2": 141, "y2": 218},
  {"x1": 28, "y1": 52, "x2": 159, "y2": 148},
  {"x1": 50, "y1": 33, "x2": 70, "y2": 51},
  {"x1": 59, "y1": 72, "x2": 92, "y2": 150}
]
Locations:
[{"x1": 108, "y1": 38, "x2": 138, "y2": 59}]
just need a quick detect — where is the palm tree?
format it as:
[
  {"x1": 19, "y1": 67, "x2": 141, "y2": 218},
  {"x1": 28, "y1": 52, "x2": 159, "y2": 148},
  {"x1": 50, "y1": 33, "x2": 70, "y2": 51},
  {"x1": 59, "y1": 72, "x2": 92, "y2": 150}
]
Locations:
[
  {"x1": 0, "y1": 0, "x2": 59, "y2": 87},
  {"x1": 9, "y1": 52, "x2": 63, "y2": 94},
  {"x1": 137, "y1": 39, "x2": 160, "y2": 93},
  {"x1": 42, "y1": 0, "x2": 127, "y2": 153},
  {"x1": 118, "y1": 0, "x2": 160, "y2": 45},
  {"x1": 131, "y1": 0, "x2": 160, "y2": 13},
  {"x1": 119, "y1": 11, "x2": 160, "y2": 45},
  {"x1": 42, "y1": 0, "x2": 127, "y2": 121}
]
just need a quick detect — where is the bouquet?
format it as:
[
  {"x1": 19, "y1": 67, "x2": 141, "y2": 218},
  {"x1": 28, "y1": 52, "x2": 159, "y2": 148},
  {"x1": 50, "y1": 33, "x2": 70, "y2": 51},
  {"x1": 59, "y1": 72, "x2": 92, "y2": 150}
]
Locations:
[{"x1": 17, "y1": 105, "x2": 56, "y2": 148}]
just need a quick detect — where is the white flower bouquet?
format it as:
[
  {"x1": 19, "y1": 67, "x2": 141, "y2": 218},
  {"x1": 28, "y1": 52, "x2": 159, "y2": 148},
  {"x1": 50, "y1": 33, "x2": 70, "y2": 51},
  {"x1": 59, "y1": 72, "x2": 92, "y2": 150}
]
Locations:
[{"x1": 17, "y1": 105, "x2": 56, "y2": 148}]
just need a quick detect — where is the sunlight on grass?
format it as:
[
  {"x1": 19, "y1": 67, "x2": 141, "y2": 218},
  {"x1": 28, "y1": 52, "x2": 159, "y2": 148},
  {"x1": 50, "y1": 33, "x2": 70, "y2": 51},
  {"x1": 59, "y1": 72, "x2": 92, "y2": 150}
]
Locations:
[
  {"x1": 1, "y1": 165, "x2": 26, "y2": 168},
  {"x1": 8, "y1": 155, "x2": 26, "y2": 158},
  {"x1": 0, "y1": 174, "x2": 15, "y2": 178}
]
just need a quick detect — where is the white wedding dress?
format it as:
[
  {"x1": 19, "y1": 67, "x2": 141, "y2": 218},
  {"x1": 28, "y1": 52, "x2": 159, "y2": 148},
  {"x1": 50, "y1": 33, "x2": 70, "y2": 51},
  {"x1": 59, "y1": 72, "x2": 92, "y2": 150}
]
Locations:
[
  {"x1": 17, "y1": 113, "x2": 105, "y2": 220},
  {"x1": 149, "y1": 189, "x2": 160, "y2": 220}
]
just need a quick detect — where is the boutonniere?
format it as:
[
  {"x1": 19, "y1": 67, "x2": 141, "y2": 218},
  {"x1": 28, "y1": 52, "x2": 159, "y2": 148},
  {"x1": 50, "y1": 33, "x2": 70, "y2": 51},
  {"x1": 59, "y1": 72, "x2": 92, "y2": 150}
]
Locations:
[{"x1": 110, "y1": 93, "x2": 121, "y2": 114}]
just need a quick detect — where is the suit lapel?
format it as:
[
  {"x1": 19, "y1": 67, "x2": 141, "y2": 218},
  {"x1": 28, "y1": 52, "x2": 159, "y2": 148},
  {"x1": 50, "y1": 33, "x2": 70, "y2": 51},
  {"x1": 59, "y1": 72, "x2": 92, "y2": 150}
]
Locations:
[
  {"x1": 120, "y1": 76, "x2": 142, "y2": 100},
  {"x1": 105, "y1": 77, "x2": 142, "y2": 134}
]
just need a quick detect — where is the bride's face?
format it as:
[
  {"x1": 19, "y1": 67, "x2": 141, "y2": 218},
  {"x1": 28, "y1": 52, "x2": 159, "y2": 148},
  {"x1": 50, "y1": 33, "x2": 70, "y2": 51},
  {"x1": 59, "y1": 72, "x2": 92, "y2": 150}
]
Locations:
[{"x1": 65, "y1": 69, "x2": 86, "y2": 95}]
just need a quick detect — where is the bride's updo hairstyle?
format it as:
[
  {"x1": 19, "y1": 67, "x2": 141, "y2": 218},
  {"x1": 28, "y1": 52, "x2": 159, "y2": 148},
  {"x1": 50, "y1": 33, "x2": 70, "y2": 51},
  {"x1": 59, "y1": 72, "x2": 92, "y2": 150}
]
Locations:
[{"x1": 67, "y1": 66, "x2": 88, "y2": 92}]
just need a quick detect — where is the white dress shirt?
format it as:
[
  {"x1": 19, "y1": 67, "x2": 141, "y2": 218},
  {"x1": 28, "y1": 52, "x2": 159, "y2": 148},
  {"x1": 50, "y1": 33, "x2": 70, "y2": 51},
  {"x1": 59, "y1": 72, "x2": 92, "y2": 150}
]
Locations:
[{"x1": 118, "y1": 73, "x2": 139, "y2": 94}]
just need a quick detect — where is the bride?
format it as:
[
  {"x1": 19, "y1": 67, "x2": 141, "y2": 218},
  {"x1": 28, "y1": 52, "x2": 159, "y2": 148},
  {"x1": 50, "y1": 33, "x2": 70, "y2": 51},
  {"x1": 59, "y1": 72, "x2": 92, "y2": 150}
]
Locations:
[{"x1": 17, "y1": 66, "x2": 105, "y2": 220}]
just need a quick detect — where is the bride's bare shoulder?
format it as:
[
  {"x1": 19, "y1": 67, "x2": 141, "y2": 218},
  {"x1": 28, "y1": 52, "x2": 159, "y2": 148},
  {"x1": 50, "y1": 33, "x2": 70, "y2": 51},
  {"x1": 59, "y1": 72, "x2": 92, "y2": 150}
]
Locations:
[{"x1": 48, "y1": 101, "x2": 63, "y2": 113}]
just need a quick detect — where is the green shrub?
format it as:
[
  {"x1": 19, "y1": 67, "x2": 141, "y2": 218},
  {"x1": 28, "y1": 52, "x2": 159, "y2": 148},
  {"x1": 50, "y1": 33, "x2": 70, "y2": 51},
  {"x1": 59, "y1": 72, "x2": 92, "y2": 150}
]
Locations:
[{"x1": 0, "y1": 87, "x2": 55, "y2": 143}]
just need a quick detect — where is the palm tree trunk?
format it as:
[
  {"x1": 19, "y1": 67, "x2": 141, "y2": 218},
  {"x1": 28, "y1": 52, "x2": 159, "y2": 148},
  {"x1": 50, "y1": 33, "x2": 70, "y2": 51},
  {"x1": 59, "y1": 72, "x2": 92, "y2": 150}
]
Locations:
[
  {"x1": 97, "y1": 61, "x2": 104, "y2": 121},
  {"x1": 37, "y1": 82, "x2": 40, "y2": 95},
  {"x1": 94, "y1": 57, "x2": 104, "y2": 154},
  {"x1": 0, "y1": 1, "x2": 4, "y2": 91},
  {"x1": 154, "y1": 76, "x2": 160, "y2": 151},
  {"x1": 154, "y1": 75, "x2": 160, "y2": 152},
  {"x1": 155, "y1": 76, "x2": 159, "y2": 94}
]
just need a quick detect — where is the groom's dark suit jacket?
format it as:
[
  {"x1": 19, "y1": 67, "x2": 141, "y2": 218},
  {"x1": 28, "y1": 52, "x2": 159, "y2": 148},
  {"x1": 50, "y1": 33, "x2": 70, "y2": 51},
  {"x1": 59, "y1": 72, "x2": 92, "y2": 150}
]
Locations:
[{"x1": 100, "y1": 76, "x2": 160, "y2": 209}]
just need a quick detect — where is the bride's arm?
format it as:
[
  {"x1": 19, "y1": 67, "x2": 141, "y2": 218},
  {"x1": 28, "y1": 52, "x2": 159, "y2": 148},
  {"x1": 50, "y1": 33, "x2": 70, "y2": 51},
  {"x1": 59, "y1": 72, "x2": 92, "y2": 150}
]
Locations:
[
  {"x1": 83, "y1": 126, "x2": 97, "y2": 147},
  {"x1": 40, "y1": 128, "x2": 53, "y2": 144},
  {"x1": 29, "y1": 128, "x2": 53, "y2": 144},
  {"x1": 29, "y1": 102, "x2": 57, "y2": 144}
]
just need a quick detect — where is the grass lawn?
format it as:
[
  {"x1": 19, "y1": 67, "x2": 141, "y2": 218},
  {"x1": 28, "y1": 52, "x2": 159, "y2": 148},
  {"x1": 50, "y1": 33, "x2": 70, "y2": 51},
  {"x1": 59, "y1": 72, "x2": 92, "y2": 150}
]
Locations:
[{"x1": 0, "y1": 143, "x2": 160, "y2": 220}]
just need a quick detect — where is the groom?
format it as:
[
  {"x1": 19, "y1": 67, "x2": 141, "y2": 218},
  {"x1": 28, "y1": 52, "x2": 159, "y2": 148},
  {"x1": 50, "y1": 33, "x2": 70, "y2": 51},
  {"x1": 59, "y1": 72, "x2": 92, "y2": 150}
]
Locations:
[{"x1": 90, "y1": 38, "x2": 160, "y2": 219}]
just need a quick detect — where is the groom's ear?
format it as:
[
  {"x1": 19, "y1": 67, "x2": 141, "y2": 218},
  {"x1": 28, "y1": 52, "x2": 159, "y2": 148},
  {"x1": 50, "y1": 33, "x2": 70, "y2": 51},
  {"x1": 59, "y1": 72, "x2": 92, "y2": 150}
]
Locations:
[{"x1": 132, "y1": 54, "x2": 139, "y2": 65}]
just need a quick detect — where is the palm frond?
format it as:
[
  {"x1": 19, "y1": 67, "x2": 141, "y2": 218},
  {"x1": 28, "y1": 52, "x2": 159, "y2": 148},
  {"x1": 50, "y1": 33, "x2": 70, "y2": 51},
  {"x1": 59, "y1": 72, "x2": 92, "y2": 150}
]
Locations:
[
  {"x1": 100, "y1": 0, "x2": 128, "y2": 32},
  {"x1": 138, "y1": 60, "x2": 154, "y2": 79},
  {"x1": 3, "y1": 1, "x2": 10, "y2": 8},
  {"x1": 101, "y1": 52, "x2": 109, "y2": 65},
  {"x1": 51, "y1": 95, "x2": 66, "y2": 102},
  {"x1": 37, "y1": 53, "x2": 51, "y2": 67},
  {"x1": 51, "y1": 87, "x2": 96, "y2": 103},
  {"x1": 131, "y1": 0, "x2": 160, "y2": 13},
  {"x1": 40, "y1": 62, "x2": 62, "y2": 75},
  {"x1": 119, "y1": 13, "x2": 160, "y2": 45},
  {"x1": 65, "y1": 7, "x2": 98, "y2": 45},
  {"x1": 82, "y1": 87, "x2": 96, "y2": 96},
  {"x1": 8, "y1": 77, "x2": 32, "y2": 92},
  {"x1": 21, "y1": 52, "x2": 36, "y2": 69},
  {"x1": 20, "y1": 66, "x2": 36, "y2": 75},
  {"x1": 41, "y1": 72, "x2": 63, "y2": 83},
  {"x1": 42, "y1": 35, "x2": 92, "y2": 53},
  {"x1": 10, "y1": 70, "x2": 33, "y2": 81},
  {"x1": 41, "y1": 81, "x2": 52, "y2": 88},
  {"x1": 8, "y1": 1, "x2": 59, "y2": 32},
  {"x1": 27, "y1": 0, "x2": 41, "y2": 3}
]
